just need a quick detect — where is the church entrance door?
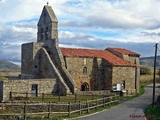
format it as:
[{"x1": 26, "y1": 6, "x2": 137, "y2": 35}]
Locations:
[{"x1": 81, "y1": 82, "x2": 89, "y2": 91}]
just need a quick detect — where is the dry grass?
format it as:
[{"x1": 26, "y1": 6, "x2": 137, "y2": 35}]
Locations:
[
  {"x1": 140, "y1": 74, "x2": 160, "y2": 86},
  {"x1": 0, "y1": 71, "x2": 20, "y2": 80},
  {"x1": 0, "y1": 71, "x2": 20, "y2": 76}
]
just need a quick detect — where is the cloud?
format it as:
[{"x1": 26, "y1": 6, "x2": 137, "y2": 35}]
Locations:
[
  {"x1": 0, "y1": 44, "x2": 21, "y2": 61},
  {"x1": 0, "y1": 0, "x2": 160, "y2": 62},
  {"x1": 59, "y1": 31, "x2": 156, "y2": 57}
]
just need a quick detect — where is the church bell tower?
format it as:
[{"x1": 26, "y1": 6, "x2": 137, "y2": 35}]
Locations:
[{"x1": 37, "y1": 5, "x2": 58, "y2": 42}]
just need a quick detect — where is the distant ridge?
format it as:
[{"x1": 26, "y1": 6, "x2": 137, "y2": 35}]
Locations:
[
  {"x1": 140, "y1": 56, "x2": 160, "y2": 67},
  {"x1": 0, "y1": 60, "x2": 20, "y2": 71},
  {"x1": 0, "y1": 57, "x2": 158, "y2": 71}
]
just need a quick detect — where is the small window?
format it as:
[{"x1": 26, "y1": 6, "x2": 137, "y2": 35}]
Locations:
[
  {"x1": 83, "y1": 67, "x2": 87, "y2": 73},
  {"x1": 45, "y1": 27, "x2": 48, "y2": 40},
  {"x1": 84, "y1": 58, "x2": 86, "y2": 65},
  {"x1": 41, "y1": 28, "x2": 44, "y2": 40},
  {"x1": 122, "y1": 80, "x2": 125, "y2": 89}
]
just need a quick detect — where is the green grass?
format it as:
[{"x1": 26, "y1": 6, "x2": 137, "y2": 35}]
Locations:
[
  {"x1": 24, "y1": 102, "x2": 120, "y2": 120},
  {"x1": 145, "y1": 104, "x2": 160, "y2": 120},
  {"x1": 10, "y1": 94, "x2": 107, "y2": 103}
]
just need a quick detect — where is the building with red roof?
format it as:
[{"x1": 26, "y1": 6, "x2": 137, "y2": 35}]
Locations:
[
  {"x1": 60, "y1": 47, "x2": 140, "y2": 93},
  {"x1": 20, "y1": 5, "x2": 140, "y2": 95}
]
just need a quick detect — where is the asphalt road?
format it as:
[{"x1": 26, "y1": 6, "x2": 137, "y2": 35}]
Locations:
[{"x1": 69, "y1": 84, "x2": 160, "y2": 120}]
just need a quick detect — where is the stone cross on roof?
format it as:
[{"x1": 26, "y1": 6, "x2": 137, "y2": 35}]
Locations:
[{"x1": 47, "y1": 1, "x2": 49, "y2": 6}]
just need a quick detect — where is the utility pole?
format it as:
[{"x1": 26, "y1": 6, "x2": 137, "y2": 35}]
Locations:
[{"x1": 152, "y1": 43, "x2": 158, "y2": 107}]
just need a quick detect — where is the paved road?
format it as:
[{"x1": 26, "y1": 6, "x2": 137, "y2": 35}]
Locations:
[{"x1": 69, "y1": 84, "x2": 160, "y2": 120}]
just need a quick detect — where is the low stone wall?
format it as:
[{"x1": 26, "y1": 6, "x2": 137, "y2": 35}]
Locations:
[
  {"x1": 0, "y1": 79, "x2": 57, "y2": 102},
  {"x1": 76, "y1": 90, "x2": 111, "y2": 95}
]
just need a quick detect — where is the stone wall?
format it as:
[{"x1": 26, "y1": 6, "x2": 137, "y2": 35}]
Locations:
[
  {"x1": 38, "y1": 48, "x2": 70, "y2": 94},
  {"x1": 21, "y1": 42, "x2": 34, "y2": 75},
  {"x1": 0, "y1": 79, "x2": 57, "y2": 102},
  {"x1": 21, "y1": 42, "x2": 44, "y2": 78},
  {"x1": 103, "y1": 66, "x2": 113, "y2": 90},
  {"x1": 76, "y1": 90, "x2": 111, "y2": 95},
  {"x1": 65, "y1": 56, "x2": 94, "y2": 90},
  {"x1": 112, "y1": 66, "x2": 136, "y2": 94},
  {"x1": 121, "y1": 55, "x2": 140, "y2": 93},
  {"x1": 64, "y1": 56, "x2": 106, "y2": 91}
]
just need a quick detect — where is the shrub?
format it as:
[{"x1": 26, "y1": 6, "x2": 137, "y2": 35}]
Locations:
[{"x1": 140, "y1": 66, "x2": 151, "y2": 75}]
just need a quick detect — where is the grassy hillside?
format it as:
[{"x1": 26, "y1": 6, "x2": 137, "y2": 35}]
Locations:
[{"x1": 0, "y1": 60, "x2": 20, "y2": 71}]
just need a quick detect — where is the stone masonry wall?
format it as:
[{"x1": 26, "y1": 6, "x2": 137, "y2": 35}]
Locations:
[
  {"x1": 38, "y1": 48, "x2": 70, "y2": 94},
  {"x1": 21, "y1": 42, "x2": 34, "y2": 75},
  {"x1": 0, "y1": 79, "x2": 57, "y2": 102},
  {"x1": 65, "y1": 56, "x2": 105, "y2": 91},
  {"x1": 21, "y1": 42, "x2": 44, "y2": 78},
  {"x1": 112, "y1": 66, "x2": 136, "y2": 94},
  {"x1": 122, "y1": 55, "x2": 140, "y2": 93},
  {"x1": 65, "y1": 56, "x2": 93, "y2": 90},
  {"x1": 103, "y1": 66, "x2": 113, "y2": 90}
]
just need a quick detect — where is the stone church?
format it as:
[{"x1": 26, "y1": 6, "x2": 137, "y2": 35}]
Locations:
[{"x1": 0, "y1": 5, "x2": 140, "y2": 102}]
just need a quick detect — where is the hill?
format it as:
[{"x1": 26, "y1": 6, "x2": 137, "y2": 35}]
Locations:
[
  {"x1": 140, "y1": 56, "x2": 160, "y2": 67},
  {"x1": 0, "y1": 57, "x2": 158, "y2": 71},
  {"x1": 0, "y1": 60, "x2": 20, "y2": 71}
]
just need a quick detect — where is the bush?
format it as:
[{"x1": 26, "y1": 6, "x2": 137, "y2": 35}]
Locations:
[
  {"x1": 145, "y1": 104, "x2": 160, "y2": 120},
  {"x1": 140, "y1": 66, "x2": 151, "y2": 75}
]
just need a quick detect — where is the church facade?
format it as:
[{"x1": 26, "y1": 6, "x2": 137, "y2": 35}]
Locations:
[
  {"x1": 21, "y1": 5, "x2": 140, "y2": 94},
  {"x1": 0, "y1": 5, "x2": 140, "y2": 102}
]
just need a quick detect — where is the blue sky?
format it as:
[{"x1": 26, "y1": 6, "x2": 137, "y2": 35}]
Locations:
[{"x1": 0, "y1": 0, "x2": 160, "y2": 62}]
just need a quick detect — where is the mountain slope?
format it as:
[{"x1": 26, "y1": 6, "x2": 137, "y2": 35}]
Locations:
[
  {"x1": 0, "y1": 60, "x2": 20, "y2": 71},
  {"x1": 140, "y1": 56, "x2": 160, "y2": 67}
]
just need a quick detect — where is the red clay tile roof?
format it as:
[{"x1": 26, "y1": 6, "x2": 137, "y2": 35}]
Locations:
[
  {"x1": 60, "y1": 48, "x2": 136, "y2": 66},
  {"x1": 107, "y1": 47, "x2": 140, "y2": 56}
]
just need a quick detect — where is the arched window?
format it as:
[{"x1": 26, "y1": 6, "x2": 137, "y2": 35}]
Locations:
[
  {"x1": 83, "y1": 67, "x2": 87, "y2": 73},
  {"x1": 41, "y1": 28, "x2": 44, "y2": 40},
  {"x1": 45, "y1": 27, "x2": 48, "y2": 40}
]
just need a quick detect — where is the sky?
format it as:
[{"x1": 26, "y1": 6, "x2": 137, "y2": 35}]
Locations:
[{"x1": 0, "y1": 0, "x2": 160, "y2": 62}]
